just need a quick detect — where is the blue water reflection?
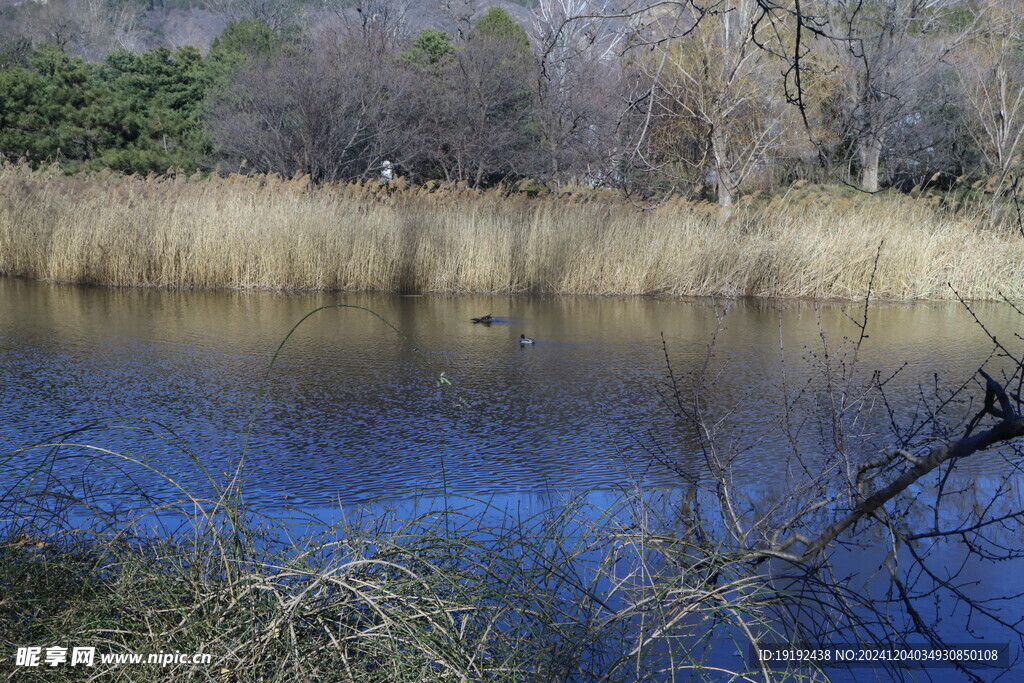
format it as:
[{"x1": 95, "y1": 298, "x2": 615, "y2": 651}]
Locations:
[{"x1": 1, "y1": 278, "x2": 1020, "y2": 512}]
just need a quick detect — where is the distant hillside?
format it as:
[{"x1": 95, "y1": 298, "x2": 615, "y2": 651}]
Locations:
[{"x1": 1, "y1": 0, "x2": 539, "y2": 55}]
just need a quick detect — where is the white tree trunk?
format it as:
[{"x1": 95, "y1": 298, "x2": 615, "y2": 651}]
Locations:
[
  {"x1": 858, "y1": 136, "x2": 882, "y2": 193},
  {"x1": 711, "y1": 129, "x2": 734, "y2": 208},
  {"x1": 717, "y1": 173, "x2": 734, "y2": 208}
]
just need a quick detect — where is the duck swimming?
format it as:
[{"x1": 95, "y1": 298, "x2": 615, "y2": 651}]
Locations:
[
  {"x1": 471, "y1": 314, "x2": 493, "y2": 324},
  {"x1": 519, "y1": 334, "x2": 535, "y2": 345}
]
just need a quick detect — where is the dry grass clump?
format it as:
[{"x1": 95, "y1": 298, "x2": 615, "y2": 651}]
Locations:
[
  {"x1": 1, "y1": 424, "x2": 794, "y2": 681},
  {"x1": 1, "y1": 163, "x2": 1020, "y2": 299}
]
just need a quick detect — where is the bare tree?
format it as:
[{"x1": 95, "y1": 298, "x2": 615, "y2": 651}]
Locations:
[
  {"x1": 319, "y1": 0, "x2": 413, "y2": 54},
  {"x1": 817, "y1": 0, "x2": 973, "y2": 192},
  {"x1": 12, "y1": 0, "x2": 145, "y2": 60},
  {"x1": 437, "y1": 0, "x2": 482, "y2": 42},
  {"x1": 648, "y1": 280, "x2": 1024, "y2": 678},
  {"x1": 618, "y1": 1, "x2": 789, "y2": 206},
  {"x1": 77, "y1": 0, "x2": 146, "y2": 59},
  {"x1": 209, "y1": 35, "x2": 410, "y2": 183},
  {"x1": 203, "y1": 0, "x2": 303, "y2": 32},
  {"x1": 21, "y1": 1, "x2": 81, "y2": 51},
  {"x1": 956, "y1": 0, "x2": 1024, "y2": 211},
  {"x1": 401, "y1": 12, "x2": 542, "y2": 186},
  {"x1": 531, "y1": 0, "x2": 624, "y2": 185}
]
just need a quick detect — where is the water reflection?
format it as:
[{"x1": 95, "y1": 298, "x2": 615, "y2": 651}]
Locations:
[{"x1": 0, "y1": 278, "x2": 1019, "y2": 508}]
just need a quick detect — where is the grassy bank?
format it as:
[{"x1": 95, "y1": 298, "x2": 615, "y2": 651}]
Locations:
[
  {"x1": 2, "y1": 450, "x2": 778, "y2": 680},
  {"x1": 1, "y1": 164, "x2": 1022, "y2": 300}
]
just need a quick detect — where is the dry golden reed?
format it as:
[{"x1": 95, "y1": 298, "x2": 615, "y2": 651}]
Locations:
[{"x1": 1, "y1": 163, "x2": 1021, "y2": 300}]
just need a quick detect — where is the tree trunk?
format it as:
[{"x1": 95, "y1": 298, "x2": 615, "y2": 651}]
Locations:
[
  {"x1": 711, "y1": 129, "x2": 734, "y2": 208},
  {"x1": 717, "y1": 173, "x2": 733, "y2": 208},
  {"x1": 858, "y1": 136, "x2": 882, "y2": 192}
]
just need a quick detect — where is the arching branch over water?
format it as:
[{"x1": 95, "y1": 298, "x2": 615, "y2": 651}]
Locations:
[{"x1": 770, "y1": 369, "x2": 1024, "y2": 563}]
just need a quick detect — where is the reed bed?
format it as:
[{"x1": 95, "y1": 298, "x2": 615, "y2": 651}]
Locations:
[{"x1": 1, "y1": 163, "x2": 1021, "y2": 300}]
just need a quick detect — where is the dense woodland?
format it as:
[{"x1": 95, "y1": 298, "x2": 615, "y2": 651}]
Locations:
[{"x1": 1, "y1": 0, "x2": 1022, "y2": 206}]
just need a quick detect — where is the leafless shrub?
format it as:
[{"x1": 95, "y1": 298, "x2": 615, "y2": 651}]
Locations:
[
  {"x1": 209, "y1": 33, "x2": 411, "y2": 183},
  {"x1": 202, "y1": 0, "x2": 304, "y2": 32},
  {"x1": 643, "y1": 259, "x2": 1024, "y2": 678}
]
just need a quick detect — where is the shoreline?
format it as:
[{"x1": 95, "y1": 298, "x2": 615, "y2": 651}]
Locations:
[{"x1": 1, "y1": 273, "x2": 1013, "y2": 304}]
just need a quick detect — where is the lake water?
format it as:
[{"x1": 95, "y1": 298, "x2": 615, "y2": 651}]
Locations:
[
  {"x1": 0, "y1": 277, "x2": 1019, "y2": 511},
  {"x1": 4, "y1": 277, "x2": 1024, "y2": 675}
]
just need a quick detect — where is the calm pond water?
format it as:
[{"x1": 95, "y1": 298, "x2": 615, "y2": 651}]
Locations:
[
  {"x1": 4, "y1": 277, "x2": 1024, "y2": 675},
  {"x1": 0, "y1": 277, "x2": 1020, "y2": 510}
]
